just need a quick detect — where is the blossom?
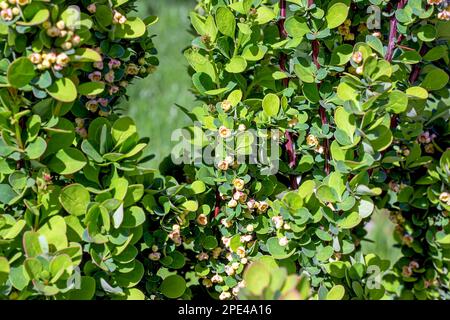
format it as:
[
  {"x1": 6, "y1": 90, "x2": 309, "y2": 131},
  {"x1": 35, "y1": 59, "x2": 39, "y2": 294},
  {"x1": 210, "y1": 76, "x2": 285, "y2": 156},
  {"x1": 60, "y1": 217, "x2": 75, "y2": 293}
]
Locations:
[
  {"x1": 219, "y1": 291, "x2": 231, "y2": 300},
  {"x1": 221, "y1": 100, "x2": 232, "y2": 112},
  {"x1": 228, "y1": 199, "x2": 238, "y2": 208},
  {"x1": 272, "y1": 216, "x2": 284, "y2": 229},
  {"x1": 240, "y1": 258, "x2": 248, "y2": 264},
  {"x1": 279, "y1": 237, "x2": 289, "y2": 246},
  {"x1": 197, "y1": 252, "x2": 209, "y2": 261},
  {"x1": 246, "y1": 224, "x2": 254, "y2": 232},
  {"x1": 352, "y1": 51, "x2": 363, "y2": 64},
  {"x1": 29, "y1": 53, "x2": 42, "y2": 64},
  {"x1": 18, "y1": 0, "x2": 30, "y2": 5},
  {"x1": 233, "y1": 178, "x2": 245, "y2": 191},
  {"x1": 224, "y1": 266, "x2": 235, "y2": 276},
  {"x1": 439, "y1": 192, "x2": 450, "y2": 204},
  {"x1": 231, "y1": 262, "x2": 240, "y2": 270},
  {"x1": 109, "y1": 85, "x2": 120, "y2": 95},
  {"x1": 108, "y1": 59, "x2": 121, "y2": 69},
  {"x1": 424, "y1": 143, "x2": 435, "y2": 154},
  {"x1": 218, "y1": 126, "x2": 232, "y2": 138},
  {"x1": 217, "y1": 160, "x2": 229, "y2": 171},
  {"x1": 306, "y1": 134, "x2": 319, "y2": 147},
  {"x1": 222, "y1": 237, "x2": 230, "y2": 247},
  {"x1": 438, "y1": 10, "x2": 450, "y2": 20},
  {"x1": 88, "y1": 71, "x2": 102, "y2": 82},
  {"x1": 56, "y1": 53, "x2": 70, "y2": 66},
  {"x1": 197, "y1": 214, "x2": 208, "y2": 226},
  {"x1": 257, "y1": 201, "x2": 269, "y2": 213},
  {"x1": 221, "y1": 218, "x2": 233, "y2": 228},
  {"x1": 232, "y1": 287, "x2": 240, "y2": 296},
  {"x1": 105, "y1": 70, "x2": 115, "y2": 83},
  {"x1": 211, "y1": 274, "x2": 223, "y2": 283},
  {"x1": 148, "y1": 252, "x2": 161, "y2": 261},
  {"x1": 56, "y1": 20, "x2": 65, "y2": 30},
  {"x1": 1, "y1": 8, "x2": 13, "y2": 21},
  {"x1": 87, "y1": 3, "x2": 97, "y2": 13},
  {"x1": 240, "y1": 235, "x2": 252, "y2": 243},
  {"x1": 202, "y1": 278, "x2": 213, "y2": 288},
  {"x1": 236, "y1": 246, "x2": 246, "y2": 258},
  {"x1": 238, "y1": 124, "x2": 246, "y2": 132},
  {"x1": 94, "y1": 60, "x2": 104, "y2": 70},
  {"x1": 427, "y1": 0, "x2": 444, "y2": 4},
  {"x1": 247, "y1": 199, "x2": 257, "y2": 210},
  {"x1": 355, "y1": 66, "x2": 364, "y2": 75},
  {"x1": 233, "y1": 191, "x2": 247, "y2": 203},
  {"x1": 126, "y1": 63, "x2": 140, "y2": 75},
  {"x1": 47, "y1": 26, "x2": 61, "y2": 37},
  {"x1": 418, "y1": 132, "x2": 432, "y2": 144},
  {"x1": 98, "y1": 98, "x2": 108, "y2": 107},
  {"x1": 85, "y1": 100, "x2": 99, "y2": 112}
]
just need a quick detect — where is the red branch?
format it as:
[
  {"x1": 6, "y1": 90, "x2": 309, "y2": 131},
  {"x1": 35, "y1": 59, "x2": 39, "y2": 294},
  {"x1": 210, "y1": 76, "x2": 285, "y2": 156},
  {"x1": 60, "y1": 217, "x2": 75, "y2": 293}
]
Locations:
[
  {"x1": 214, "y1": 188, "x2": 221, "y2": 218},
  {"x1": 386, "y1": 0, "x2": 408, "y2": 130},
  {"x1": 278, "y1": 0, "x2": 298, "y2": 189},
  {"x1": 308, "y1": 0, "x2": 330, "y2": 175},
  {"x1": 385, "y1": 0, "x2": 408, "y2": 62}
]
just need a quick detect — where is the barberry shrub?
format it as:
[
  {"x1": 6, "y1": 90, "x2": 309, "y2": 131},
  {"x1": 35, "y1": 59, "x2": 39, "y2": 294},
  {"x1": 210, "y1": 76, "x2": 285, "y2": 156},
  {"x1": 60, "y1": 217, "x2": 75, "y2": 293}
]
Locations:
[
  {"x1": 143, "y1": 0, "x2": 449, "y2": 300},
  {"x1": 0, "y1": 0, "x2": 158, "y2": 299}
]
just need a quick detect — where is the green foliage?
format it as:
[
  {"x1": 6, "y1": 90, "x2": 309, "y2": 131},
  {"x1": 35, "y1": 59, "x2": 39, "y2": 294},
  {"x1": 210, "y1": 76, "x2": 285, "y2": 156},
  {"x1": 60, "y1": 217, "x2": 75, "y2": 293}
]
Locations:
[
  {"x1": 0, "y1": 0, "x2": 449, "y2": 301},
  {"x1": 141, "y1": 0, "x2": 449, "y2": 301},
  {"x1": 0, "y1": 0, "x2": 157, "y2": 300}
]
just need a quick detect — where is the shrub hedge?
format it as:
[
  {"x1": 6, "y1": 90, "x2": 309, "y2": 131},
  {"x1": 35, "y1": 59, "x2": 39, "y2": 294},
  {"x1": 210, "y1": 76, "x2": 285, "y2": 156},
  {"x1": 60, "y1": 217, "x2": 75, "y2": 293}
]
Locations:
[{"x1": 0, "y1": 0, "x2": 449, "y2": 300}]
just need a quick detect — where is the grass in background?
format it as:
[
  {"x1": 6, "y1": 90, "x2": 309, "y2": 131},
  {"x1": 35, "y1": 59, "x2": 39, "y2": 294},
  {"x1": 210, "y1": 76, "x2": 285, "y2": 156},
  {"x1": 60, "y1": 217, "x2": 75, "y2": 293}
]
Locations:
[{"x1": 126, "y1": 0, "x2": 197, "y2": 168}]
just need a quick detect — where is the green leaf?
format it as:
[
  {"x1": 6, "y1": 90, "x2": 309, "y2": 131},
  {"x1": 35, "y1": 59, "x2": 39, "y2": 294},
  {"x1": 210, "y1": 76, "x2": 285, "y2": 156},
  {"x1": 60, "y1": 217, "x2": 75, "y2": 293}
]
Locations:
[
  {"x1": 160, "y1": 275, "x2": 186, "y2": 299},
  {"x1": 111, "y1": 117, "x2": 137, "y2": 148},
  {"x1": 7, "y1": 57, "x2": 36, "y2": 88},
  {"x1": 73, "y1": 48, "x2": 102, "y2": 63},
  {"x1": 25, "y1": 137, "x2": 47, "y2": 160},
  {"x1": 225, "y1": 56, "x2": 247, "y2": 73},
  {"x1": 59, "y1": 184, "x2": 90, "y2": 216},
  {"x1": 421, "y1": 68, "x2": 449, "y2": 91},
  {"x1": 78, "y1": 82, "x2": 105, "y2": 96},
  {"x1": 262, "y1": 93, "x2": 280, "y2": 117},
  {"x1": 242, "y1": 45, "x2": 268, "y2": 61},
  {"x1": 243, "y1": 262, "x2": 271, "y2": 295},
  {"x1": 0, "y1": 257, "x2": 9, "y2": 285},
  {"x1": 0, "y1": 184, "x2": 18, "y2": 205},
  {"x1": 330, "y1": 44, "x2": 353, "y2": 65},
  {"x1": 67, "y1": 276, "x2": 96, "y2": 300},
  {"x1": 48, "y1": 147, "x2": 87, "y2": 175},
  {"x1": 316, "y1": 185, "x2": 338, "y2": 203},
  {"x1": 121, "y1": 206, "x2": 146, "y2": 228},
  {"x1": 326, "y1": 285, "x2": 345, "y2": 300},
  {"x1": 385, "y1": 91, "x2": 408, "y2": 114},
  {"x1": 216, "y1": 7, "x2": 235, "y2": 38},
  {"x1": 337, "y1": 211, "x2": 362, "y2": 229},
  {"x1": 202, "y1": 236, "x2": 218, "y2": 250},
  {"x1": 406, "y1": 86, "x2": 428, "y2": 99},
  {"x1": 23, "y1": 231, "x2": 44, "y2": 258},
  {"x1": 334, "y1": 107, "x2": 356, "y2": 140},
  {"x1": 417, "y1": 25, "x2": 436, "y2": 42},
  {"x1": 255, "y1": 6, "x2": 275, "y2": 25},
  {"x1": 326, "y1": 3, "x2": 349, "y2": 29},
  {"x1": 191, "y1": 181, "x2": 206, "y2": 194},
  {"x1": 285, "y1": 16, "x2": 310, "y2": 38},
  {"x1": 266, "y1": 237, "x2": 295, "y2": 260},
  {"x1": 17, "y1": 8, "x2": 50, "y2": 26},
  {"x1": 47, "y1": 78, "x2": 77, "y2": 103},
  {"x1": 113, "y1": 17, "x2": 147, "y2": 39}
]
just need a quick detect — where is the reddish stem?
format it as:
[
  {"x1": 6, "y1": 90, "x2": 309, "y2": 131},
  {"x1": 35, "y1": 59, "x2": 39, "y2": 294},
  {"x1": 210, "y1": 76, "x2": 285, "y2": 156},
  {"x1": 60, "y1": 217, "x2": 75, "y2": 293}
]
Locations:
[
  {"x1": 308, "y1": 0, "x2": 330, "y2": 175},
  {"x1": 409, "y1": 45, "x2": 428, "y2": 84},
  {"x1": 278, "y1": 0, "x2": 298, "y2": 189},
  {"x1": 385, "y1": 0, "x2": 408, "y2": 62},
  {"x1": 214, "y1": 189, "x2": 221, "y2": 218}
]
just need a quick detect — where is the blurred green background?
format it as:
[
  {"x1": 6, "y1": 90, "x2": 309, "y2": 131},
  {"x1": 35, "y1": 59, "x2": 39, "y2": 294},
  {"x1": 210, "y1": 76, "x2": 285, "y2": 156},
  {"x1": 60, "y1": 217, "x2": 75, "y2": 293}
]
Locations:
[
  {"x1": 126, "y1": 0, "x2": 197, "y2": 168},
  {"x1": 126, "y1": 0, "x2": 401, "y2": 268}
]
